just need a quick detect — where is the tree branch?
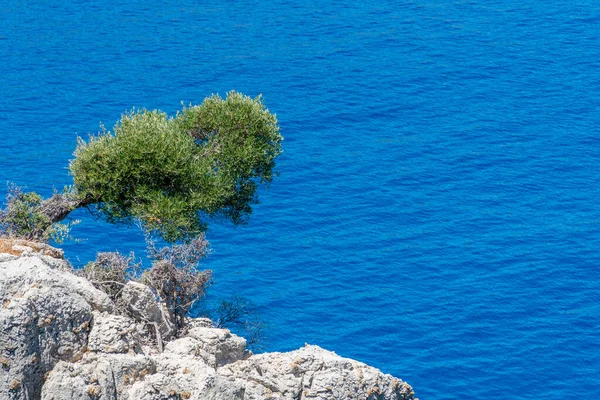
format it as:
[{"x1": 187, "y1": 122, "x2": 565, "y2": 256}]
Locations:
[{"x1": 39, "y1": 192, "x2": 94, "y2": 223}]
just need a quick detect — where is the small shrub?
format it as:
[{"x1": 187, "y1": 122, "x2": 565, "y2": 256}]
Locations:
[
  {"x1": 81, "y1": 251, "x2": 141, "y2": 302},
  {"x1": 146, "y1": 235, "x2": 209, "y2": 268},
  {"x1": 144, "y1": 236, "x2": 212, "y2": 330},
  {"x1": 144, "y1": 259, "x2": 212, "y2": 331}
]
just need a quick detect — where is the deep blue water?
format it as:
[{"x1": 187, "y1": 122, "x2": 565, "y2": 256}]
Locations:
[{"x1": 2, "y1": 1, "x2": 600, "y2": 398}]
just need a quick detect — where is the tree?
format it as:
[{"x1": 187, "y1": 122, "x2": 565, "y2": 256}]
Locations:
[
  {"x1": 2, "y1": 92, "x2": 282, "y2": 242},
  {"x1": 0, "y1": 92, "x2": 280, "y2": 342}
]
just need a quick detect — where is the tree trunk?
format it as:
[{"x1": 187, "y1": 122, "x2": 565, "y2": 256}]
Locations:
[{"x1": 39, "y1": 193, "x2": 93, "y2": 223}]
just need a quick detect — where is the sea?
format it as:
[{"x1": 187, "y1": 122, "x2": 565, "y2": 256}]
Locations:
[{"x1": 2, "y1": 1, "x2": 600, "y2": 398}]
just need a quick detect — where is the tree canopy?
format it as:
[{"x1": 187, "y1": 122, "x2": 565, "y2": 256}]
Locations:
[{"x1": 1, "y1": 92, "x2": 282, "y2": 243}]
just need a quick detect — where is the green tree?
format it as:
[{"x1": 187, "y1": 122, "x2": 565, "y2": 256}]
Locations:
[{"x1": 2, "y1": 91, "x2": 282, "y2": 242}]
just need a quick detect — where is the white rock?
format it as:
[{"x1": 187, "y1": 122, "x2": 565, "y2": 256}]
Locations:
[
  {"x1": 88, "y1": 312, "x2": 142, "y2": 354},
  {"x1": 0, "y1": 255, "x2": 114, "y2": 400},
  {"x1": 41, "y1": 353, "x2": 156, "y2": 400},
  {"x1": 186, "y1": 327, "x2": 247, "y2": 368},
  {"x1": 1, "y1": 252, "x2": 415, "y2": 400},
  {"x1": 217, "y1": 344, "x2": 415, "y2": 399},
  {"x1": 121, "y1": 281, "x2": 176, "y2": 341}
]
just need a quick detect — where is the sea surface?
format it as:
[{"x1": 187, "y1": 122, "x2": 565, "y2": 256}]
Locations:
[{"x1": 2, "y1": 1, "x2": 600, "y2": 398}]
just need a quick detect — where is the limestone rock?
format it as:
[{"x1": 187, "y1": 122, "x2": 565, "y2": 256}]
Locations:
[
  {"x1": 185, "y1": 327, "x2": 247, "y2": 368},
  {"x1": 0, "y1": 238, "x2": 65, "y2": 259},
  {"x1": 121, "y1": 281, "x2": 176, "y2": 341},
  {"x1": 88, "y1": 312, "x2": 142, "y2": 354},
  {"x1": 0, "y1": 255, "x2": 114, "y2": 400},
  {"x1": 41, "y1": 354, "x2": 156, "y2": 400},
  {"x1": 78, "y1": 341, "x2": 415, "y2": 400},
  {"x1": 217, "y1": 344, "x2": 415, "y2": 399},
  {"x1": 1, "y1": 252, "x2": 415, "y2": 400}
]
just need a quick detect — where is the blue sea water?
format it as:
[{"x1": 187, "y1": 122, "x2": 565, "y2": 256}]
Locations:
[{"x1": 2, "y1": 0, "x2": 600, "y2": 398}]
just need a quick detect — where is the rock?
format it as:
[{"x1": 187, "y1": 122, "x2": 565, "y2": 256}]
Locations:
[
  {"x1": 185, "y1": 327, "x2": 247, "y2": 368},
  {"x1": 0, "y1": 255, "x2": 114, "y2": 400},
  {"x1": 121, "y1": 282, "x2": 176, "y2": 341},
  {"x1": 80, "y1": 341, "x2": 415, "y2": 400},
  {"x1": 41, "y1": 354, "x2": 156, "y2": 400},
  {"x1": 88, "y1": 312, "x2": 142, "y2": 355},
  {"x1": 1, "y1": 252, "x2": 416, "y2": 400},
  {"x1": 41, "y1": 324, "x2": 416, "y2": 399},
  {"x1": 217, "y1": 344, "x2": 415, "y2": 399},
  {"x1": 184, "y1": 316, "x2": 213, "y2": 329},
  {"x1": 0, "y1": 253, "x2": 18, "y2": 263},
  {"x1": 42, "y1": 325, "x2": 249, "y2": 399},
  {"x1": 0, "y1": 238, "x2": 65, "y2": 259}
]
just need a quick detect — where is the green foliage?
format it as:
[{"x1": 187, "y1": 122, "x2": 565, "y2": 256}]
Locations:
[
  {"x1": 0, "y1": 185, "x2": 80, "y2": 243},
  {"x1": 0, "y1": 185, "x2": 78, "y2": 243},
  {"x1": 0, "y1": 187, "x2": 47, "y2": 240},
  {"x1": 70, "y1": 92, "x2": 282, "y2": 242}
]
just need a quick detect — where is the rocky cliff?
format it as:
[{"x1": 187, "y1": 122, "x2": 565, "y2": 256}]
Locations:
[{"x1": 0, "y1": 242, "x2": 416, "y2": 400}]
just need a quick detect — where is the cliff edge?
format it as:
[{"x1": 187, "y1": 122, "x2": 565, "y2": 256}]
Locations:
[{"x1": 0, "y1": 242, "x2": 416, "y2": 400}]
